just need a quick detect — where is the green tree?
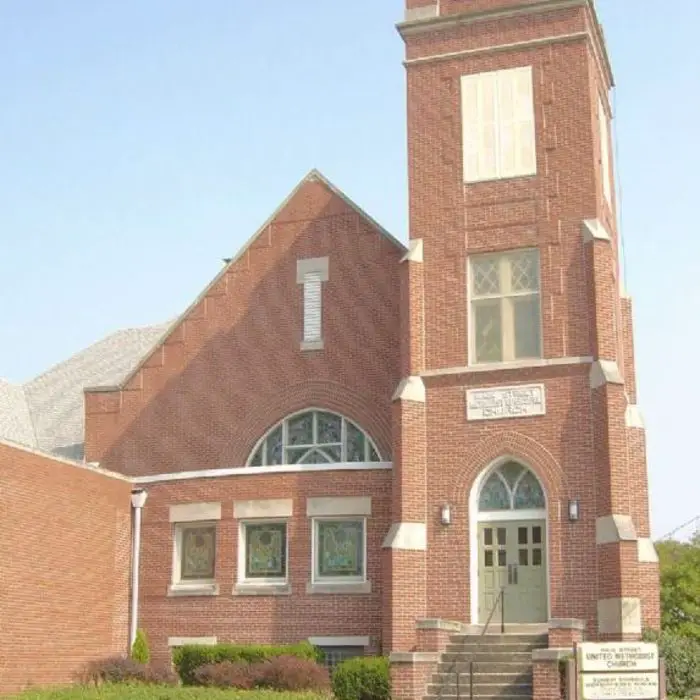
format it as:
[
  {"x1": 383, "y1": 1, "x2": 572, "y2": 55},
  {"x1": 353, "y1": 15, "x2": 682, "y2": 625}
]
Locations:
[
  {"x1": 130, "y1": 628, "x2": 150, "y2": 664},
  {"x1": 656, "y1": 532, "x2": 700, "y2": 642}
]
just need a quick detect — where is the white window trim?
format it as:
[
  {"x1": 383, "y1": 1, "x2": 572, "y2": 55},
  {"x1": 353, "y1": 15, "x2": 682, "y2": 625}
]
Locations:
[
  {"x1": 311, "y1": 516, "x2": 367, "y2": 585},
  {"x1": 169, "y1": 521, "x2": 219, "y2": 596},
  {"x1": 237, "y1": 519, "x2": 290, "y2": 586},
  {"x1": 467, "y1": 248, "x2": 543, "y2": 367}
]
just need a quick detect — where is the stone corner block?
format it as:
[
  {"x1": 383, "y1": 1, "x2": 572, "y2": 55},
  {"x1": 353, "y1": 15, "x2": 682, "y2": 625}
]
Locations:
[
  {"x1": 400, "y1": 238, "x2": 424, "y2": 263},
  {"x1": 533, "y1": 648, "x2": 574, "y2": 662},
  {"x1": 392, "y1": 376, "x2": 426, "y2": 403},
  {"x1": 625, "y1": 404, "x2": 645, "y2": 429},
  {"x1": 597, "y1": 597, "x2": 642, "y2": 636},
  {"x1": 382, "y1": 522, "x2": 427, "y2": 550},
  {"x1": 582, "y1": 218, "x2": 612, "y2": 243},
  {"x1": 596, "y1": 514, "x2": 638, "y2": 545},
  {"x1": 638, "y1": 537, "x2": 659, "y2": 563},
  {"x1": 590, "y1": 360, "x2": 624, "y2": 389}
]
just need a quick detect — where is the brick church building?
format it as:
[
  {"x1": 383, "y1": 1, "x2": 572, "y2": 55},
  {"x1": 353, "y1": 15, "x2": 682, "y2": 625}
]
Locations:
[{"x1": 0, "y1": 0, "x2": 659, "y2": 696}]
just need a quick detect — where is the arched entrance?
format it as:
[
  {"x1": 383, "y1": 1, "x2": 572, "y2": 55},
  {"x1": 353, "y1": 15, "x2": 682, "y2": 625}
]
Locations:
[{"x1": 469, "y1": 459, "x2": 549, "y2": 625}]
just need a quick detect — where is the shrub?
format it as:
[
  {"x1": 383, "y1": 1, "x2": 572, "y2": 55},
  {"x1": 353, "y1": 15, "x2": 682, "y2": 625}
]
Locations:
[
  {"x1": 144, "y1": 664, "x2": 179, "y2": 685},
  {"x1": 131, "y1": 629, "x2": 150, "y2": 664},
  {"x1": 80, "y1": 656, "x2": 146, "y2": 685},
  {"x1": 255, "y1": 655, "x2": 330, "y2": 692},
  {"x1": 193, "y1": 661, "x2": 255, "y2": 689},
  {"x1": 332, "y1": 656, "x2": 390, "y2": 700},
  {"x1": 173, "y1": 641, "x2": 321, "y2": 685},
  {"x1": 644, "y1": 629, "x2": 700, "y2": 698}
]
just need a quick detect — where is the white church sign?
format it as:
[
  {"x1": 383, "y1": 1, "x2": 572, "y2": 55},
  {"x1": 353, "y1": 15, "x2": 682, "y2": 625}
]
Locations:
[
  {"x1": 577, "y1": 642, "x2": 660, "y2": 700},
  {"x1": 466, "y1": 384, "x2": 545, "y2": 421}
]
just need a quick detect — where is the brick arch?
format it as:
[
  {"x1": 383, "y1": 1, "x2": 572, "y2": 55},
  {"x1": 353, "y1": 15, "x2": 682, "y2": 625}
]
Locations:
[
  {"x1": 221, "y1": 380, "x2": 392, "y2": 466},
  {"x1": 451, "y1": 430, "x2": 565, "y2": 507}
]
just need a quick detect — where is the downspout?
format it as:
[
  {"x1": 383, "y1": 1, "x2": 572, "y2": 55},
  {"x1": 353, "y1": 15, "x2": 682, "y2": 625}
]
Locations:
[{"x1": 129, "y1": 488, "x2": 148, "y2": 651}]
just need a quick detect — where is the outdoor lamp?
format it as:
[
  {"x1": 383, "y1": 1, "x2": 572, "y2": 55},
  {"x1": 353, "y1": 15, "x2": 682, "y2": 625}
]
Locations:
[{"x1": 440, "y1": 504, "x2": 452, "y2": 526}]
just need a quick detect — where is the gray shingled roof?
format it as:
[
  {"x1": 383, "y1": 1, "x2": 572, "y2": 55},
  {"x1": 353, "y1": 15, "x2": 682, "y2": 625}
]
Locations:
[{"x1": 0, "y1": 323, "x2": 169, "y2": 460}]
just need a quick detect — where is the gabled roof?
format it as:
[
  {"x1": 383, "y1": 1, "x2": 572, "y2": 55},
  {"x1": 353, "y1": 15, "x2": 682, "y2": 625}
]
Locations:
[
  {"x1": 116, "y1": 169, "x2": 406, "y2": 391},
  {"x1": 0, "y1": 169, "x2": 403, "y2": 460}
]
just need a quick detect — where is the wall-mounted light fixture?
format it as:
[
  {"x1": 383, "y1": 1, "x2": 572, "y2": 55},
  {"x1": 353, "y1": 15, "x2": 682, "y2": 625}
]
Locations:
[
  {"x1": 568, "y1": 499, "x2": 580, "y2": 522},
  {"x1": 440, "y1": 504, "x2": 452, "y2": 526}
]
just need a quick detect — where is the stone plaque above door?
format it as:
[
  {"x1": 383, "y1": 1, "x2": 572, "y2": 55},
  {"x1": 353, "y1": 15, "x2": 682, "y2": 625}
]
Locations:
[{"x1": 466, "y1": 384, "x2": 546, "y2": 421}]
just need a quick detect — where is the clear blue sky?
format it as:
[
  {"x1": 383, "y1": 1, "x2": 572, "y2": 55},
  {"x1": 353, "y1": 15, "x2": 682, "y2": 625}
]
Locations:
[{"x1": 1, "y1": 1, "x2": 698, "y2": 540}]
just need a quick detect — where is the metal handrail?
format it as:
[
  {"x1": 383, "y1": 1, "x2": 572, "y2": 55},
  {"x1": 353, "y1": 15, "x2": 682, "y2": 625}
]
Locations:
[
  {"x1": 470, "y1": 587, "x2": 506, "y2": 700},
  {"x1": 435, "y1": 587, "x2": 506, "y2": 700}
]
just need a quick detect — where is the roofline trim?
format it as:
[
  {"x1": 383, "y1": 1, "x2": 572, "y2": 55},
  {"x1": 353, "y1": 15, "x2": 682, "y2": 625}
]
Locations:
[
  {"x1": 98, "y1": 169, "x2": 406, "y2": 394},
  {"x1": 0, "y1": 437, "x2": 131, "y2": 482}
]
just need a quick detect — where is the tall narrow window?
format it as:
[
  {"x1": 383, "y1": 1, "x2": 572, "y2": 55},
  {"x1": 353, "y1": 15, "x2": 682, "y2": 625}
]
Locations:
[
  {"x1": 297, "y1": 257, "x2": 329, "y2": 350},
  {"x1": 470, "y1": 249, "x2": 542, "y2": 364},
  {"x1": 598, "y1": 96, "x2": 612, "y2": 205},
  {"x1": 462, "y1": 66, "x2": 536, "y2": 183}
]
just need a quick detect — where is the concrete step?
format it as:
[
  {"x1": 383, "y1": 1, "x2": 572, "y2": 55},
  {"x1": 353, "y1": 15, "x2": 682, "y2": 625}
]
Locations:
[
  {"x1": 441, "y1": 650, "x2": 533, "y2": 663},
  {"x1": 437, "y1": 662, "x2": 532, "y2": 674},
  {"x1": 449, "y1": 633, "x2": 547, "y2": 644},
  {"x1": 445, "y1": 642, "x2": 542, "y2": 653},
  {"x1": 433, "y1": 671, "x2": 532, "y2": 683}
]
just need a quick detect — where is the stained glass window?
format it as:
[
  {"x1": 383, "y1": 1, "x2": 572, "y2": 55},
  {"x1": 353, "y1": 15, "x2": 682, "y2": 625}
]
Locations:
[
  {"x1": 248, "y1": 411, "x2": 381, "y2": 466},
  {"x1": 245, "y1": 523, "x2": 287, "y2": 580},
  {"x1": 181, "y1": 525, "x2": 216, "y2": 580},
  {"x1": 477, "y1": 462, "x2": 545, "y2": 512},
  {"x1": 316, "y1": 520, "x2": 365, "y2": 580}
]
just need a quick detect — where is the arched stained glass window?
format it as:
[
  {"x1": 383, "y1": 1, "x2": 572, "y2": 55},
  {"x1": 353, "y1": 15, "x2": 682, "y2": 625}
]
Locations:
[
  {"x1": 478, "y1": 461, "x2": 545, "y2": 511},
  {"x1": 247, "y1": 410, "x2": 381, "y2": 466}
]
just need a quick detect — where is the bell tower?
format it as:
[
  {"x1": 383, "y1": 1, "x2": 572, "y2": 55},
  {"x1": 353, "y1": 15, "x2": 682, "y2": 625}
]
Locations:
[{"x1": 385, "y1": 0, "x2": 658, "y2": 681}]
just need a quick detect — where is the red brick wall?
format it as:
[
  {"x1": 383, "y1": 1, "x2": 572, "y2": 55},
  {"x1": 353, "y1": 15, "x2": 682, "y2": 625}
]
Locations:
[
  {"x1": 84, "y1": 177, "x2": 403, "y2": 476},
  {"x1": 0, "y1": 442, "x2": 131, "y2": 694},
  {"x1": 137, "y1": 470, "x2": 390, "y2": 664}
]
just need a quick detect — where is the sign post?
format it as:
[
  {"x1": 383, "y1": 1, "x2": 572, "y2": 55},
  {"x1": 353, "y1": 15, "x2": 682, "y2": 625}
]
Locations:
[{"x1": 576, "y1": 642, "x2": 660, "y2": 700}]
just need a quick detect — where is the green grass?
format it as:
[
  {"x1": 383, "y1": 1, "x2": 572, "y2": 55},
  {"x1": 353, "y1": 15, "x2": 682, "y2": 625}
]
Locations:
[{"x1": 6, "y1": 685, "x2": 328, "y2": 700}]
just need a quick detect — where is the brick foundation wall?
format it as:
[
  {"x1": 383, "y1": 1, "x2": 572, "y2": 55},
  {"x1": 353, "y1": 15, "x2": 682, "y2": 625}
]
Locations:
[{"x1": 0, "y1": 442, "x2": 131, "y2": 694}]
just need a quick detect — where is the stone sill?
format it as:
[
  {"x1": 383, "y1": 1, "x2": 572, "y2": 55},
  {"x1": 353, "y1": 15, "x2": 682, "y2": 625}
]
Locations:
[
  {"x1": 306, "y1": 581, "x2": 371, "y2": 595},
  {"x1": 233, "y1": 583, "x2": 291, "y2": 596},
  {"x1": 167, "y1": 583, "x2": 219, "y2": 597}
]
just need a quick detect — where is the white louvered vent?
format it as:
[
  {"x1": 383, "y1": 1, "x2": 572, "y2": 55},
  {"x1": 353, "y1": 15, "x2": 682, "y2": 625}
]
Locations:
[
  {"x1": 461, "y1": 66, "x2": 536, "y2": 183},
  {"x1": 303, "y1": 271, "x2": 323, "y2": 342}
]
